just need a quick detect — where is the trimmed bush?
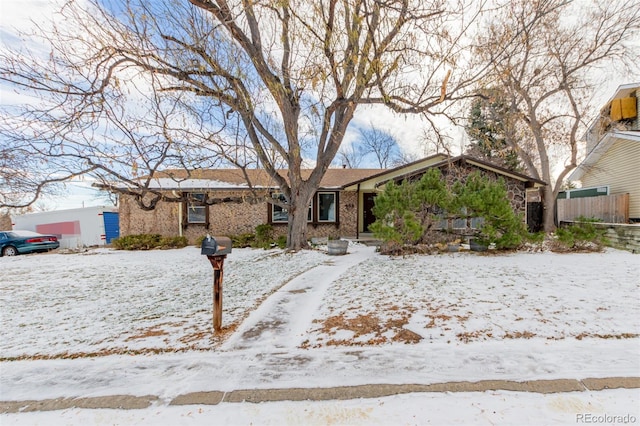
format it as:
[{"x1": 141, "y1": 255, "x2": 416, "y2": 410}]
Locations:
[
  {"x1": 371, "y1": 170, "x2": 528, "y2": 252},
  {"x1": 254, "y1": 224, "x2": 274, "y2": 249},
  {"x1": 553, "y1": 217, "x2": 608, "y2": 251},
  {"x1": 112, "y1": 234, "x2": 187, "y2": 250},
  {"x1": 159, "y1": 236, "x2": 188, "y2": 249},
  {"x1": 276, "y1": 235, "x2": 287, "y2": 249},
  {"x1": 231, "y1": 233, "x2": 256, "y2": 248}
]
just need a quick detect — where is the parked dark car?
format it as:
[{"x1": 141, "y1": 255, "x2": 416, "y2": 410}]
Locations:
[{"x1": 0, "y1": 230, "x2": 60, "y2": 256}]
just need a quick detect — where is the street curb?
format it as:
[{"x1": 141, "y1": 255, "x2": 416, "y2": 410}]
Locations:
[
  {"x1": 2, "y1": 377, "x2": 639, "y2": 414},
  {"x1": 0, "y1": 395, "x2": 159, "y2": 413}
]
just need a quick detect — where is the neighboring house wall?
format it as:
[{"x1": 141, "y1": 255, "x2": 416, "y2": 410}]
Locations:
[{"x1": 579, "y1": 138, "x2": 640, "y2": 220}]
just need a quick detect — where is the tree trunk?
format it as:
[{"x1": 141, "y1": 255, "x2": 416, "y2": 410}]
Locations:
[
  {"x1": 287, "y1": 207, "x2": 309, "y2": 250},
  {"x1": 286, "y1": 188, "x2": 314, "y2": 250},
  {"x1": 541, "y1": 185, "x2": 556, "y2": 232}
]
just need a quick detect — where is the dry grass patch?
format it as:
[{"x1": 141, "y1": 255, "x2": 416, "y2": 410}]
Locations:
[
  {"x1": 504, "y1": 331, "x2": 537, "y2": 339},
  {"x1": 125, "y1": 328, "x2": 170, "y2": 341},
  {"x1": 306, "y1": 307, "x2": 423, "y2": 347},
  {"x1": 575, "y1": 332, "x2": 639, "y2": 340},
  {"x1": 456, "y1": 329, "x2": 493, "y2": 343}
]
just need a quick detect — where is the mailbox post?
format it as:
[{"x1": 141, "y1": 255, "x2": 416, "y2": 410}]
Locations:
[{"x1": 201, "y1": 235, "x2": 232, "y2": 333}]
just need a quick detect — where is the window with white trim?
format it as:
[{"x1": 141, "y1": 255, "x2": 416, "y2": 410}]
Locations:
[
  {"x1": 187, "y1": 193, "x2": 207, "y2": 224},
  {"x1": 317, "y1": 192, "x2": 336, "y2": 222},
  {"x1": 271, "y1": 193, "x2": 311, "y2": 223}
]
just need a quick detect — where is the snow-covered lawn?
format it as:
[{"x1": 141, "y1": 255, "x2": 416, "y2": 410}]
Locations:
[
  {"x1": 1, "y1": 247, "x2": 327, "y2": 358},
  {"x1": 2, "y1": 246, "x2": 637, "y2": 359},
  {"x1": 1, "y1": 244, "x2": 639, "y2": 425},
  {"x1": 304, "y1": 252, "x2": 639, "y2": 348}
]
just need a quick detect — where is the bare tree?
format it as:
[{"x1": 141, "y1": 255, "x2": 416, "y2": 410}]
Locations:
[
  {"x1": 475, "y1": 0, "x2": 640, "y2": 231},
  {"x1": 390, "y1": 151, "x2": 419, "y2": 167},
  {"x1": 338, "y1": 123, "x2": 400, "y2": 168},
  {"x1": 357, "y1": 124, "x2": 400, "y2": 168},
  {"x1": 0, "y1": 143, "x2": 77, "y2": 208},
  {"x1": 1, "y1": 0, "x2": 488, "y2": 249},
  {"x1": 337, "y1": 144, "x2": 366, "y2": 169}
]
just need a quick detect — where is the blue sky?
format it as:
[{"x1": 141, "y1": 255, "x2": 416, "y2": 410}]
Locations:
[{"x1": 0, "y1": 1, "x2": 108, "y2": 209}]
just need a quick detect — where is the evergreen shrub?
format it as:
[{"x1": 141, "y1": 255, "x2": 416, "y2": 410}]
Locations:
[
  {"x1": 371, "y1": 169, "x2": 528, "y2": 253},
  {"x1": 554, "y1": 217, "x2": 607, "y2": 251},
  {"x1": 112, "y1": 234, "x2": 188, "y2": 250}
]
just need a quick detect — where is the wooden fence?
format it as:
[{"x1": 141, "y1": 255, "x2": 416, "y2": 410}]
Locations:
[{"x1": 557, "y1": 193, "x2": 629, "y2": 223}]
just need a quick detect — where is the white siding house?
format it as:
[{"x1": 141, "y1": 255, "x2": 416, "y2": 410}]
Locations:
[{"x1": 569, "y1": 83, "x2": 640, "y2": 222}]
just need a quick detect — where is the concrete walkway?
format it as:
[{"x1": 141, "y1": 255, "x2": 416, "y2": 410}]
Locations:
[
  {"x1": 2, "y1": 377, "x2": 639, "y2": 413},
  {"x1": 221, "y1": 244, "x2": 377, "y2": 351}
]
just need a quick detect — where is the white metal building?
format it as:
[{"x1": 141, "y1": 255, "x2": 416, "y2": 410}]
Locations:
[{"x1": 12, "y1": 206, "x2": 119, "y2": 249}]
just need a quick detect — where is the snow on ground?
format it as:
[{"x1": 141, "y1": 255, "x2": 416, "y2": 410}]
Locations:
[
  {"x1": 1, "y1": 247, "x2": 327, "y2": 358},
  {"x1": 303, "y1": 251, "x2": 640, "y2": 347},
  {"x1": 1, "y1": 243, "x2": 639, "y2": 425},
  {"x1": 3, "y1": 389, "x2": 639, "y2": 426}
]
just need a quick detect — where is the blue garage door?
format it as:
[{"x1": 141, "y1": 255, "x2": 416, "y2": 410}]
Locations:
[{"x1": 103, "y1": 212, "x2": 120, "y2": 243}]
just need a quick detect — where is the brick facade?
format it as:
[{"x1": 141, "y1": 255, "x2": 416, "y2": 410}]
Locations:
[
  {"x1": 119, "y1": 190, "x2": 359, "y2": 243},
  {"x1": 119, "y1": 195, "x2": 182, "y2": 237},
  {"x1": 117, "y1": 160, "x2": 537, "y2": 243},
  {"x1": 0, "y1": 213, "x2": 12, "y2": 230}
]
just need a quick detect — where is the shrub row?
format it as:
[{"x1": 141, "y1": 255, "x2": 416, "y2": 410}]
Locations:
[
  {"x1": 112, "y1": 234, "x2": 188, "y2": 250},
  {"x1": 552, "y1": 217, "x2": 608, "y2": 252},
  {"x1": 115, "y1": 225, "x2": 288, "y2": 252},
  {"x1": 194, "y1": 224, "x2": 287, "y2": 250}
]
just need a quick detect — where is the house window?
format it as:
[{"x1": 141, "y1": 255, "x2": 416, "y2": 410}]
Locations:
[
  {"x1": 317, "y1": 192, "x2": 336, "y2": 222},
  {"x1": 470, "y1": 217, "x2": 485, "y2": 229},
  {"x1": 188, "y1": 205, "x2": 207, "y2": 223},
  {"x1": 452, "y1": 217, "x2": 467, "y2": 229},
  {"x1": 186, "y1": 193, "x2": 207, "y2": 224},
  {"x1": 433, "y1": 216, "x2": 448, "y2": 230},
  {"x1": 452, "y1": 207, "x2": 468, "y2": 229},
  {"x1": 272, "y1": 193, "x2": 289, "y2": 223},
  {"x1": 271, "y1": 193, "x2": 311, "y2": 223},
  {"x1": 432, "y1": 206, "x2": 447, "y2": 230}
]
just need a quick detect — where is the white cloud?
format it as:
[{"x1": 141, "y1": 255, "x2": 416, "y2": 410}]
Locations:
[{"x1": 0, "y1": 0, "x2": 58, "y2": 32}]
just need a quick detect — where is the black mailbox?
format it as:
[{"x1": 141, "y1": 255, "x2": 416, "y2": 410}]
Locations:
[{"x1": 201, "y1": 235, "x2": 232, "y2": 256}]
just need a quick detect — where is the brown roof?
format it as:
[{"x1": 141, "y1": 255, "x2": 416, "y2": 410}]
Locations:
[{"x1": 153, "y1": 168, "x2": 384, "y2": 189}]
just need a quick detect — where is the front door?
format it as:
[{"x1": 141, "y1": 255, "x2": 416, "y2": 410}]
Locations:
[
  {"x1": 102, "y1": 212, "x2": 120, "y2": 244},
  {"x1": 363, "y1": 193, "x2": 377, "y2": 232}
]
